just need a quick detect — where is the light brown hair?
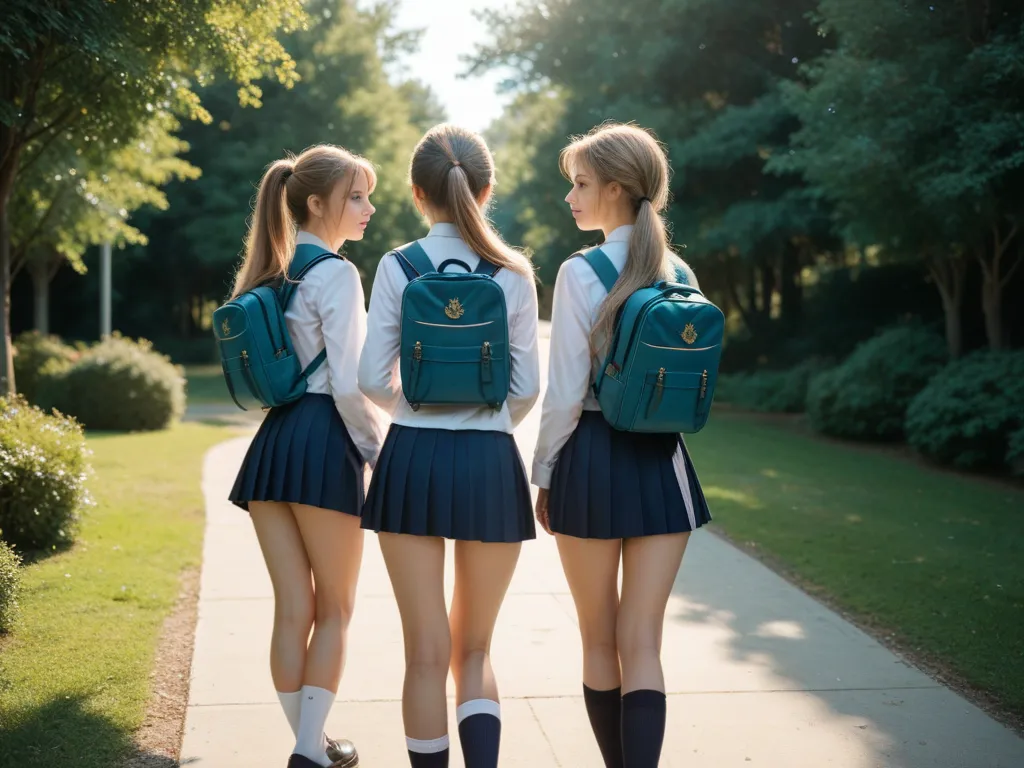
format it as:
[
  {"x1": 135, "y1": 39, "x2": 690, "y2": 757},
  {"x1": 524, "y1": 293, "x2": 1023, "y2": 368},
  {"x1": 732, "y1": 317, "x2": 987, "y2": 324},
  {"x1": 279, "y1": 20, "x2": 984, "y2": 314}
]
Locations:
[
  {"x1": 232, "y1": 144, "x2": 376, "y2": 297},
  {"x1": 560, "y1": 123, "x2": 688, "y2": 353},
  {"x1": 409, "y1": 123, "x2": 532, "y2": 277}
]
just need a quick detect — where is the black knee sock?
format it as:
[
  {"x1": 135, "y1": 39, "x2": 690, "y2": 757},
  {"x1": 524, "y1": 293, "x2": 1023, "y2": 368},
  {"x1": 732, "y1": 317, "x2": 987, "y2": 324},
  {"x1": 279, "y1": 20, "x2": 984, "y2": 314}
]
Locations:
[
  {"x1": 457, "y1": 699, "x2": 501, "y2": 768},
  {"x1": 583, "y1": 685, "x2": 624, "y2": 768},
  {"x1": 406, "y1": 735, "x2": 449, "y2": 768},
  {"x1": 621, "y1": 690, "x2": 667, "y2": 768}
]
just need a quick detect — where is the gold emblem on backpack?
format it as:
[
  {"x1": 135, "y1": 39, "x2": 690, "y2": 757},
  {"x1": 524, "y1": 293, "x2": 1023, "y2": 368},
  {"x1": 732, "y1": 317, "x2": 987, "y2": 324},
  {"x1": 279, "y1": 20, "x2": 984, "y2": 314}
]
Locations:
[
  {"x1": 445, "y1": 298, "x2": 465, "y2": 320},
  {"x1": 221, "y1": 318, "x2": 231, "y2": 337},
  {"x1": 681, "y1": 323, "x2": 698, "y2": 344}
]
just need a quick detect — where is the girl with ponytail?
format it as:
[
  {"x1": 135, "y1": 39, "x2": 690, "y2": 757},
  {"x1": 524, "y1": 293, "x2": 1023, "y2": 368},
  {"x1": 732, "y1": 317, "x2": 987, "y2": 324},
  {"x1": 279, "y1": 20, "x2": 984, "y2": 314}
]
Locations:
[
  {"x1": 532, "y1": 123, "x2": 712, "y2": 768},
  {"x1": 357, "y1": 124, "x2": 540, "y2": 768},
  {"x1": 228, "y1": 144, "x2": 388, "y2": 768}
]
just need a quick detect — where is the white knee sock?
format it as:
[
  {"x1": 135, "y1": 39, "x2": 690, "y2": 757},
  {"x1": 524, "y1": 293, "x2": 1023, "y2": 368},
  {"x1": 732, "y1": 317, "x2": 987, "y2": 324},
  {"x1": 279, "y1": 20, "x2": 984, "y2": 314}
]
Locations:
[
  {"x1": 295, "y1": 685, "x2": 334, "y2": 766},
  {"x1": 277, "y1": 689, "x2": 302, "y2": 737}
]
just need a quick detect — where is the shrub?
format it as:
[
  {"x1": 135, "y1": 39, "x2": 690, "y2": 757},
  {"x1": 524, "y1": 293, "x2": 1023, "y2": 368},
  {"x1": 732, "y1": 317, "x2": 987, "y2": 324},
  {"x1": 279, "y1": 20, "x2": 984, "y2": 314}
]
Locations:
[
  {"x1": 1007, "y1": 427, "x2": 1024, "y2": 477},
  {"x1": 806, "y1": 325, "x2": 947, "y2": 441},
  {"x1": 38, "y1": 334, "x2": 186, "y2": 431},
  {"x1": 12, "y1": 331, "x2": 79, "y2": 404},
  {"x1": 716, "y1": 359, "x2": 828, "y2": 413},
  {"x1": 0, "y1": 396, "x2": 91, "y2": 553},
  {"x1": 0, "y1": 540, "x2": 21, "y2": 634},
  {"x1": 905, "y1": 350, "x2": 1024, "y2": 470}
]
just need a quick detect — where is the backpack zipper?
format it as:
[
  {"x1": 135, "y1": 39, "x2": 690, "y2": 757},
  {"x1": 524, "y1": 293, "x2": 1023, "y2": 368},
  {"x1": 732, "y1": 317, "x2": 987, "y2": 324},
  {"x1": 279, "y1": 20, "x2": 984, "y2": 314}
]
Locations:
[
  {"x1": 254, "y1": 292, "x2": 287, "y2": 357},
  {"x1": 700, "y1": 369, "x2": 708, "y2": 400},
  {"x1": 647, "y1": 367, "x2": 665, "y2": 417},
  {"x1": 409, "y1": 342, "x2": 423, "y2": 411}
]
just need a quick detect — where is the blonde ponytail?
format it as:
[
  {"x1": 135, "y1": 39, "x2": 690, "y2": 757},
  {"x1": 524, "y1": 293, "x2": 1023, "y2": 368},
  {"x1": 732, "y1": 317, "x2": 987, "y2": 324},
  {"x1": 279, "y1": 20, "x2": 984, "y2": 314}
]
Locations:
[
  {"x1": 560, "y1": 123, "x2": 685, "y2": 354},
  {"x1": 410, "y1": 124, "x2": 533, "y2": 277},
  {"x1": 232, "y1": 144, "x2": 377, "y2": 298}
]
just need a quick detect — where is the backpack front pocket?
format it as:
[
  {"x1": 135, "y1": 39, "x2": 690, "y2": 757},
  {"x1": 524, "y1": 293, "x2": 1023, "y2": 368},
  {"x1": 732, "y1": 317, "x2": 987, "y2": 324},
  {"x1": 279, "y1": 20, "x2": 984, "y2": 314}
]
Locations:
[
  {"x1": 631, "y1": 369, "x2": 708, "y2": 432},
  {"x1": 402, "y1": 340, "x2": 509, "y2": 409}
]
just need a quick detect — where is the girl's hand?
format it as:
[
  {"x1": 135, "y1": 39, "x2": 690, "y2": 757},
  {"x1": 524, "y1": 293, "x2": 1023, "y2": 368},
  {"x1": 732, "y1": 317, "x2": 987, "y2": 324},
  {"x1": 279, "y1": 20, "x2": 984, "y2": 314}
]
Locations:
[{"x1": 535, "y1": 488, "x2": 552, "y2": 536}]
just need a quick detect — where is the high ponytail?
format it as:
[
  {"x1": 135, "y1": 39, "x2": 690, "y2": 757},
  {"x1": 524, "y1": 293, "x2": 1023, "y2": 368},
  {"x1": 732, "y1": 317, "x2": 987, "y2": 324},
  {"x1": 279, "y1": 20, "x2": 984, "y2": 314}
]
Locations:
[
  {"x1": 233, "y1": 160, "x2": 294, "y2": 298},
  {"x1": 560, "y1": 123, "x2": 687, "y2": 354},
  {"x1": 232, "y1": 144, "x2": 377, "y2": 298},
  {"x1": 410, "y1": 123, "x2": 533, "y2": 277}
]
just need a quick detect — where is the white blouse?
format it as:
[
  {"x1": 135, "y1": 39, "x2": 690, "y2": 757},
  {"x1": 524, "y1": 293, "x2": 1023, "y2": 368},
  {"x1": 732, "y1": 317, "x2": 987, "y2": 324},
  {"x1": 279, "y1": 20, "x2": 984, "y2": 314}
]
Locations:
[
  {"x1": 531, "y1": 224, "x2": 699, "y2": 489},
  {"x1": 286, "y1": 231, "x2": 388, "y2": 467},
  {"x1": 357, "y1": 222, "x2": 541, "y2": 432}
]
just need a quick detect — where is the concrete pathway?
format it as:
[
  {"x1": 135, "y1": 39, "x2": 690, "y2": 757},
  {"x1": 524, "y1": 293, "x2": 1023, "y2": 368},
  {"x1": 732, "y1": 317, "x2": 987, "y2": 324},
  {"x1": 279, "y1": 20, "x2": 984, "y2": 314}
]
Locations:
[{"x1": 181, "y1": 337, "x2": 1024, "y2": 767}]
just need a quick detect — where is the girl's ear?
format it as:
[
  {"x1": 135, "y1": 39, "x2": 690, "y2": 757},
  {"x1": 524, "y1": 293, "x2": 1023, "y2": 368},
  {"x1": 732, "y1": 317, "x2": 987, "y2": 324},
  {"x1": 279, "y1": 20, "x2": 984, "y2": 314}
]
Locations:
[
  {"x1": 411, "y1": 184, "x2": 428, "y2": 215},
  {"x1": 306, "y1": 194, "x2": 324, "y2": 220},
  {"x1": 604, "y1": 181, "x2": 623, "y2": 202}
]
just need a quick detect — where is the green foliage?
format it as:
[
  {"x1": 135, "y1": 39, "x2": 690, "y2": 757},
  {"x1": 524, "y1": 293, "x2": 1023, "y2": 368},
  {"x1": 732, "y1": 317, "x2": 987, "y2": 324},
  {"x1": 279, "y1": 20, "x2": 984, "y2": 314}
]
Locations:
[
  {"x1": 0, "y1": 539, "x2": 21, "y2": 634},
  {"x1": 806, "y1": 326, "x2": 947, "y2": 440},
  {"x1": 11, "y1": 332, "x2": 79, "y2": 404},
  {"x1": 1007, "y1": 427, "x2": 1024, "y2": 477},
  {"x1": 905, "y1": 351, "x2": 1024, "y2": 470},
  {"x1": 716, "y1": 359, "x2": 828, "y2": 413},
  {"x1": 39, "y1": 336, "x2": 186, "y2": 432},
  {"x1": 0, "y1": 396, "x2": 91, "y2": 553}
]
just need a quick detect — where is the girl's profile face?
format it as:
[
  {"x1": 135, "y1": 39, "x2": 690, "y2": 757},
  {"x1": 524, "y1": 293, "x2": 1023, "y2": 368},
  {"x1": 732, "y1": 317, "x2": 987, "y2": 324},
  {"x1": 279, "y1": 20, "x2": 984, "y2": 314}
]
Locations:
[
  {"x1": 564, "y1": 162, "x2": 603, "y2": 232},
  {"x1": 317, "y1": 168, "x2": 375, "y2": 248}
]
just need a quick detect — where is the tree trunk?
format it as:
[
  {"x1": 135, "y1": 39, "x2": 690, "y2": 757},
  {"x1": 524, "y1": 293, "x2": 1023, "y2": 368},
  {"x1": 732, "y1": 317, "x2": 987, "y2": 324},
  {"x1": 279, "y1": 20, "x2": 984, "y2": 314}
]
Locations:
[
  {"x1": 779, "y1": 241, "x2": 803, "y2": 330},
  {"x1": 976, "y1": 222, "x2": 1021, "y2": 351},
  {"x1": 0, "y1": 172, "x2": 16, "y2": 395},
  {"x1": 27, "y1": 251, "x2": 62, "y2": 335},
  {"x1": 927, "y1": 253, "x2": 967, "y2": 359}
]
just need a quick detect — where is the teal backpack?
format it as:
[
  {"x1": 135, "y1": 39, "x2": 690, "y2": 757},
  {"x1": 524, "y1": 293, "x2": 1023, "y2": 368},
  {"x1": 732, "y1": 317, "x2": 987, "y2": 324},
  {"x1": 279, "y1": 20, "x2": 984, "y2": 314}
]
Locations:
[
  {"x1": 212, "y1": 244, "x2": 340, "y2": 411},
  {"x1": 393, "y1": 241, "x2": 510, "y2": 411},
  {"x1": 582, "y1": 246, "x2": 724, "y2": 434}
]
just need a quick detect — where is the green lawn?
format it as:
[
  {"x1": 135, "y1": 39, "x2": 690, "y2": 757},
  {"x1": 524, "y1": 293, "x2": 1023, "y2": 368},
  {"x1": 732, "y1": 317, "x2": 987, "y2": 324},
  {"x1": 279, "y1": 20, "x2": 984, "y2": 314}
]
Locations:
[
  {"x1": 184, "y1": 364, "x2": 232, "y2": 405},
  {"x1": 688, "y1": 411, "x2": 1024, "y2": 717},
  {"x1": 0, "y1": 423, "x2": 237, "y2": 767}
]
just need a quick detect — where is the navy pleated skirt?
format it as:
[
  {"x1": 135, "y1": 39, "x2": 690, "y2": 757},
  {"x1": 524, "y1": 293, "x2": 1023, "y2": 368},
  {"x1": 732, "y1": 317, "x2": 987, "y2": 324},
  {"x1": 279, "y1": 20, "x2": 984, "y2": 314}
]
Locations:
[
  {"x1": 229, "y1": 393, "x2": 365, "y2": 516},
  {"x1": 548, "y1": 411, "x2": 711, "y2": 539},
  {"x1": 361, "y1": 425, "x2": 535, "y2": 543}
]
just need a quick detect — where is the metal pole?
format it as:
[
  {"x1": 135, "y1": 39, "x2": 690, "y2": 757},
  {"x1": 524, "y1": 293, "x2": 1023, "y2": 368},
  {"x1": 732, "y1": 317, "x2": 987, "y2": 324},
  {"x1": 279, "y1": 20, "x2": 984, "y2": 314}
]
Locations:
[{"x1": 100, "y1": 241, "x2": 112, "y2": 338}]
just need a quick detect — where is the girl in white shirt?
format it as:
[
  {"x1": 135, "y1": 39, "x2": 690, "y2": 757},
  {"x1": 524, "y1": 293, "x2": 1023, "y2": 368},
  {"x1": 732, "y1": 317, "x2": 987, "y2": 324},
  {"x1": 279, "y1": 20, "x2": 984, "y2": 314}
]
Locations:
[
  {"x1": 228, "y1": 145, "x2": 387, "y2": 768},
  {"x1": 532, "y1": 124, "x2": 712, "y2": 768},
  {"x1": 358, "y1": 124, "x2": 540, "y2": 768}
]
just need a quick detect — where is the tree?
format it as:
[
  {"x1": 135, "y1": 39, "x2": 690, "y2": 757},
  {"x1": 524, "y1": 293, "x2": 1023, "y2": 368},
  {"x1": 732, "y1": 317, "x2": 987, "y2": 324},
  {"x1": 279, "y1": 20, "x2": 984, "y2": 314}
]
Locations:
[
  {"x1": 772, "y1": 0, "x2": 1024, "y2": 356},
  {"x1": 118, "y1": 0, "x2": 445, "y2": 345},
  {"x1": 12, "y1": 112, "x2": 199, "y2": 334},
  {"x1": 473, "y1": 0, "x2": 836, "y2": 342},
  {"x1": 0, "y1": 0, "x2": 305, "y2": 391}
]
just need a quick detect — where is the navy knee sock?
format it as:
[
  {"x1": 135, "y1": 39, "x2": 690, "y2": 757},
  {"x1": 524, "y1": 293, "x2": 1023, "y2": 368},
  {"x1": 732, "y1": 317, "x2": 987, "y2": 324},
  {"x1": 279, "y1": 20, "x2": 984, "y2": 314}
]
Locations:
[
  {"x1": 457, "y1": 699, "x2": 501, "y2": 768},
  {"x1": 621, "y1": 689, "x2": 667, "y2": 768},
  {"x1": 583, "y1": 685, "x2": 624, "y2": 768},
  {"x1": 406, "y1": 735, "x2": 449, "y2": 768}
]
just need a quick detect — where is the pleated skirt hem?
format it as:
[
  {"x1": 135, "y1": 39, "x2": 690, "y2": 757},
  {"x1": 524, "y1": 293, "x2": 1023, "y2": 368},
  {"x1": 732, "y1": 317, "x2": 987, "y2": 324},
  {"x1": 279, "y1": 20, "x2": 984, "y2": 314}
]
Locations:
[
  {"x1": 361, "y1": 424, "x2": 536, "y2": 543},
  {"x1": 548, "y1": 411, "x2": 712, "y2": 540},
  {"x1": 228, "y1": 393, "x2": 365, "y2": 517}
]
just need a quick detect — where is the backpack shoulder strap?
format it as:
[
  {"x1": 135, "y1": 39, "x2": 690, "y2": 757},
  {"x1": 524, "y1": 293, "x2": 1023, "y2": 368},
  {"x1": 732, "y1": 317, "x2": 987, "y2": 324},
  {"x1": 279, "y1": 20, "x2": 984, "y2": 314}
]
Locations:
[
  {"x1": 473, "y1": 258, "x2": 499, "y2": 277},
  {"x1": 577, "y1": 246, "x2": 619, "y2": 293},
  {"x1": 280, "y1": 244, "x2": 342, "y2": 310},
  {"x1": 393, "y1": 240, "x2": 436, "y2": 282}
]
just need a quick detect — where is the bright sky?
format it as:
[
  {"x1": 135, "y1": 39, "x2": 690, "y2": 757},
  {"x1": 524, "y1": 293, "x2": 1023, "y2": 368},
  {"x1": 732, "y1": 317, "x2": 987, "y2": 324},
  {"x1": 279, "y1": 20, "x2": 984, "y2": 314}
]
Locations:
[{"x1": 384, "y1": 0, "x2": 517, "y2": 133}]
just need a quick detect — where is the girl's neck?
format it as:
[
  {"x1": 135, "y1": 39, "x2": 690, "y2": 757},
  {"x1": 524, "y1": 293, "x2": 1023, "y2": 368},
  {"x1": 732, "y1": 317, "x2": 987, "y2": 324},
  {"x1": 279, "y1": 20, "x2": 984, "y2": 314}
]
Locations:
[
  {"x1": 601, "y1": 213, "x2": 635, "y2": 241},
  {"x1": 302, "y1": 221, "x2": 342, "y2": 251}
]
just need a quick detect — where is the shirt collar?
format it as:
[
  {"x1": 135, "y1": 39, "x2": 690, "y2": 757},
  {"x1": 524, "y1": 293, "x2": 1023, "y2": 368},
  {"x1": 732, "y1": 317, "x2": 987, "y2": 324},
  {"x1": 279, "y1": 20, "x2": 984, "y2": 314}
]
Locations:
[
  {"x1": 605, "y1": 224, "x2": 634, "y2": 244},
  {"x1": 426, "y1": 222, "x2": 461, "y2": 238},
  {"x1": 296, "y1": 230, "x2": 336, "y2": 253}
]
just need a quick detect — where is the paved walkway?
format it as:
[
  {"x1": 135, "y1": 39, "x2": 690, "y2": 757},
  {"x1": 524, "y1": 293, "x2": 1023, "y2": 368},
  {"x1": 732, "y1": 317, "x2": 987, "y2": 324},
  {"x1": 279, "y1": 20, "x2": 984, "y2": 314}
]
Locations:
[{"x1": 181, "y1": 338, "x2": 1024, "y2": 767}]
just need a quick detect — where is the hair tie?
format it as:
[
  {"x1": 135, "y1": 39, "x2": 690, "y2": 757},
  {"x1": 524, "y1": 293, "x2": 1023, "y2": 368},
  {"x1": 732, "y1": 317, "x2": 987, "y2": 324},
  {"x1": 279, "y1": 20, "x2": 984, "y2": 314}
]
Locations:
[
  {"x1": 451, "y1": 160, "x2": 461, "y2": 168},
  {"x1": 282, "y1": 167, "x2": 293, "y2": 180},
  {"x1": 638, "y1": 196, "x2": 651, "y2": 205}
]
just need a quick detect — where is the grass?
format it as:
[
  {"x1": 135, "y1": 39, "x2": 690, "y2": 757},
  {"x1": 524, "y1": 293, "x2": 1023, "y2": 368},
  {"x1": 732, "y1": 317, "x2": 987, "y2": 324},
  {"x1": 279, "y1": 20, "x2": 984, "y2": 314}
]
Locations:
[
  {"x1": 687, "y1": 411, "x2": 1024, "y2": 719},
  {"x1": 184, "y1": 364, "x2": 232, "y2": 405},
  {"x1": 0, "y1": 422, "x2": 238, "y2": 767}
]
